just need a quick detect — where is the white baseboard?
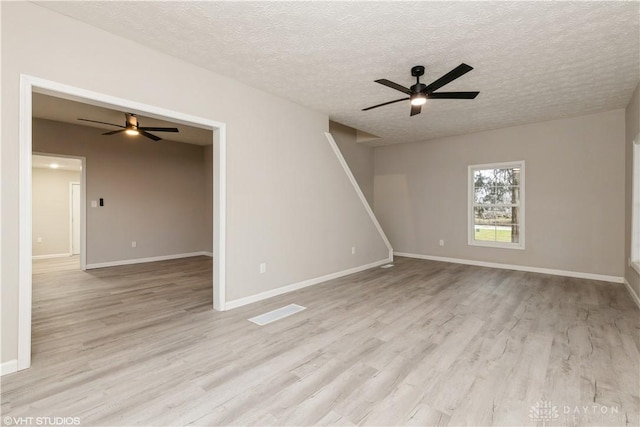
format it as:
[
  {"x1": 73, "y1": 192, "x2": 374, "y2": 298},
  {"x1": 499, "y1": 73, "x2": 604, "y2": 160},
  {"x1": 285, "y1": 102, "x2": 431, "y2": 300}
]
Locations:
[
  {"x1": 225, "y1": 257, "x2": 393, "y2": 310},
  {"x1": 395, "y1": 252, "x2": 624, "y2": 284},
  {"x1": 32, "y1": 253, "x2": 71, "y2": 260},
  {"x1": 202, "y1": 251, "x2": 213, "y2": 257},
  {"x1": 86, "y1": 251, "x2": 211, "y2": 269},
  {"x1": 623, "y1": 278, "x2": 640, "y2": 309},
  {"x1": 1, "y1": 359, "x2": 18, "y2": 376}
]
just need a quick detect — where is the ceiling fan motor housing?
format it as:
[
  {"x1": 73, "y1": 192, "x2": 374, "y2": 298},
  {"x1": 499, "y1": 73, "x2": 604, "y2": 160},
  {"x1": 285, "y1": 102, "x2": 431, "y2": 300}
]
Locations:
[
  {"x1": 410, "y1": 83, "x2": 427, "y2": 94},
  {"x1": 126, "y1": 113, "x2": 138, "y2": 129}
]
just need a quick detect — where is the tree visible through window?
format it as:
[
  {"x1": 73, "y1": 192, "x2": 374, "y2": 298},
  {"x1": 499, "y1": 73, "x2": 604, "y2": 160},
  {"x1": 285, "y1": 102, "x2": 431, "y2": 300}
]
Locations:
[{"x1": 469, "y1": 161, "x2": 524, "y2": 249}]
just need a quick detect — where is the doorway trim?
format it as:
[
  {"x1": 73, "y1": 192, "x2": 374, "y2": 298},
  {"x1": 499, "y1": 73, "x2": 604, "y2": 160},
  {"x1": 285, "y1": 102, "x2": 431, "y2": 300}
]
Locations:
[
  {"x1": 69, "y1": 181, "x2": 81, "y2": 257},
  {"x1": 18, "y1": 74, "x2": 227, "y2": 372}
]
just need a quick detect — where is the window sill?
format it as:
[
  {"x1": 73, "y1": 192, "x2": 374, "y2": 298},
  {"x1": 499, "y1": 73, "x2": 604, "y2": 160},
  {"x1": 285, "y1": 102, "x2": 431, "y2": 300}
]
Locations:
[
  {"x1": 468, "y1": 240, "x2": 525, "y2": 250},
  {"x1": 631, "y1": 261, "x2": 640, "y2": 276}
]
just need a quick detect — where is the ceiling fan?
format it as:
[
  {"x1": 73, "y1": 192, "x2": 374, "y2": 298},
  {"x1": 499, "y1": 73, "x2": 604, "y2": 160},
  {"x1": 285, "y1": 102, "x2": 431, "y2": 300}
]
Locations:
[
  {"x1": 363, "y1": 64, "x2": 479, "y2": 116},
  {"x1": 78, "y1": 113, "x2": 179, "y2": 141}
]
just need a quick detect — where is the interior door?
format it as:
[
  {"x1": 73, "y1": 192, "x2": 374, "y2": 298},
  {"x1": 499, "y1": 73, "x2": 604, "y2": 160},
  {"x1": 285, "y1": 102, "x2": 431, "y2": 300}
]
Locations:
[{"x1": 71, "y1": 182, "x2": 81, "y2": 255}]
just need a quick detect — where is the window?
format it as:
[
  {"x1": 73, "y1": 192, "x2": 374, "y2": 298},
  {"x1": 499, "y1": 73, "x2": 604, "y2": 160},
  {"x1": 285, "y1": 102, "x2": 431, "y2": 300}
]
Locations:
[
  {"x1": 468, "y1": 161, "x2": 524, "y2": 249},
  {"x1": 632, "y1": 135, "x2": 640, "y2": 274}
]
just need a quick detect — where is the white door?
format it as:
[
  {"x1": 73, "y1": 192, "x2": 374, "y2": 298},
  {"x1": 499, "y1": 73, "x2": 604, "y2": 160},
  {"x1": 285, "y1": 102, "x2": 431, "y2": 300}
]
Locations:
[{"x1": 71, "y1": 183, "x2": 81, "y2": 255}]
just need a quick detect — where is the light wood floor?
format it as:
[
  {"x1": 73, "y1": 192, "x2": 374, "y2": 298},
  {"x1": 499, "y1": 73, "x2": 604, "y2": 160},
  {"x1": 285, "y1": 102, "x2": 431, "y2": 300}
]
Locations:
[
  {"x1": 1, "y1": 256, "x2": 638, "y2": 426},
  {"x1": 31, "y1": 255, "x2": 80, "y2": 274}
]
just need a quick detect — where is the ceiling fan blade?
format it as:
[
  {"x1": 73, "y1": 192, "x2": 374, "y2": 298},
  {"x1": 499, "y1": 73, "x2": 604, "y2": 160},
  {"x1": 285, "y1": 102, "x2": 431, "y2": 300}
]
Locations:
[
  {"x1": 139, "y1": 129, "x2": 162, "y2": 141},
  {"x1": 102, "y1": 129, "x2": 126, "y2": 136},
  {"x1": 410, "y1": 104, "x2": 422, "y2": 116},
  {"x1": 79, "y1": 118, "x2": 124, "y2": 128},
  {"x1": 362, "y1": 97, "x2": 410, "y2": 111},
  {"x1": 138, "y1": 127, "x2": 179, "y2": 132},
  {"x1": 424, "y1": 63, "x2": 473, "y2": 93},
  {"x1": 428, "y1": 91, "x2": 479, "y2": 99},
  {"x1": 375, "y1": 79, "x2": 412, "y2": 95}
]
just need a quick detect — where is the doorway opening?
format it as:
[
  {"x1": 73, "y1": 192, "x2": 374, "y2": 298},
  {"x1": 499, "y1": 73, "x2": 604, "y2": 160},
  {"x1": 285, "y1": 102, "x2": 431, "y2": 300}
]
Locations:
[
  {"x1": 31, "y1": 154, "x2": 85, "y2": 274},
  {"x1": 18, "y1": 75, "x2": 227, "y2": 372}
]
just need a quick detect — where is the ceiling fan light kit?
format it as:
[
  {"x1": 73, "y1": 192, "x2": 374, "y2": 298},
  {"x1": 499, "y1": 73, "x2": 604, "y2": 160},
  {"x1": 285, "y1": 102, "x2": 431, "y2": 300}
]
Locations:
[
  {"x1": 78, "y1": 113, "x2": 179, "y2": 141},
  {"x1": 410, "y1": 94, "x2": 427, "y2": 106},
  {"x1": 363, "y1": 63, "x2": 480, "y2": 116}
]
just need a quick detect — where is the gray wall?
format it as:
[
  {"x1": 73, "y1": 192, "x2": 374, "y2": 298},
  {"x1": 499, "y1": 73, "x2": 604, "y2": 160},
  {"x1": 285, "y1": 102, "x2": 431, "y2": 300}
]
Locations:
[
  {"x1": 32, "y1": 167, "x2": 81, "y2": 256},
  {"x1": 1, "y1": 2, "x2": 390, "y2": 364},
  {"x1": 330, "y1": 121, "x2": 374, "y2": 206},
  {"x1": 374, "y1": 109, "x2": 626, "y2": 277},
  {"x1": 34, "y1": 119, "x2": 210, "y2": 265},
  {"x1": 625, "y1": 83, "x2": 640, "y2": 298}
]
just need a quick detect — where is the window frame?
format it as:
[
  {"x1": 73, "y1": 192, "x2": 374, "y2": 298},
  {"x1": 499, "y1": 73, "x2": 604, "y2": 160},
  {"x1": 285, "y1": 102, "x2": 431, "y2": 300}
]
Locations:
[
  {"x1": 631, "y1": 135, "x2": 640, "y2": 274},
  {"x1": 468, "y1": 160, "x2": 525, "y2": 250}
]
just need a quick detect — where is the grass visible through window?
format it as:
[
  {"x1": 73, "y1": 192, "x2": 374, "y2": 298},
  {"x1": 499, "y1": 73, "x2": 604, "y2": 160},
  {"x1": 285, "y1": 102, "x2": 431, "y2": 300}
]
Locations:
[{"x1": 474, "y1": 227, "x2": 512, "y2": 242}]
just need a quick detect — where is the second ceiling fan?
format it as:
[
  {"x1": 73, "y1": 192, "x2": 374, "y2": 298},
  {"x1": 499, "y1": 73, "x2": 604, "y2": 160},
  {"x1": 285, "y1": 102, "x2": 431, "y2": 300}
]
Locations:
[
  {"x1": 363, "y1": 63, "x2": 479, "y2": 116},
  {"x1": 78, "y1": 112, "x2": 179, "y2": 141}
]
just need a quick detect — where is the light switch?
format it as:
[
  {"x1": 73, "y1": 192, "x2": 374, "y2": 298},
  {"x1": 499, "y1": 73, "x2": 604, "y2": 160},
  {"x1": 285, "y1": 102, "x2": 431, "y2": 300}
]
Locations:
[{"x1": 91, "y1": 200, "x2": 97, "y2": 208}]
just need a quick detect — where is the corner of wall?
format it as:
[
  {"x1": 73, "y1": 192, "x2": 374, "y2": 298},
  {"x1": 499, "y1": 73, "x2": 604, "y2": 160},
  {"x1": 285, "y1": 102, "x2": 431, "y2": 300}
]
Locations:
[
  {"x1": 624, "y1": 278, "x2": 640, "y2": 309},
  {"x1": 324, "y1": 132, "x2": 393, "y2": 259}
]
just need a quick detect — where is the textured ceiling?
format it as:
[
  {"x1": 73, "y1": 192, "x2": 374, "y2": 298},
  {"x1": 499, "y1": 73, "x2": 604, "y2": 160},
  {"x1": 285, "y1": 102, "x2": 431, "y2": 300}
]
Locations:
[
  {"x1": 33, "y1": 94, "x2": 213, "y2": 146},
  {"x1": 37, "y1": 1, "x2": 640, "y2": 146}
]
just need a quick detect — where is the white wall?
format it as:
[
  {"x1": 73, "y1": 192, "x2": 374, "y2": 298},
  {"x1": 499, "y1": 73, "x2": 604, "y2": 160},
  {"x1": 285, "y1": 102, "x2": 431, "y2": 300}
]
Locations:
[
  {"x1": 625, "y1": 83, "x2": 640, "y2": 298},
  {"x1": 32, "y1": 167, "x2": 81, "y2": 256},
  {"x1": 34, "y1": 119, "x2": 210, "y2": 265},
  {"x1": 1, "y1": 2, "x2": 389, "y2": 365},
  {"x1": 374, "y1": 109, "x2": 626, "y2": 278}
]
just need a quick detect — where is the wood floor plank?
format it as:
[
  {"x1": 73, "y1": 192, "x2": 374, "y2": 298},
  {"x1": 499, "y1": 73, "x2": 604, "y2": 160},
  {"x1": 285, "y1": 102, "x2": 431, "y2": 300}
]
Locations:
[{"x1": 1, "y1": 255, "x2": 637, "y2": 426}]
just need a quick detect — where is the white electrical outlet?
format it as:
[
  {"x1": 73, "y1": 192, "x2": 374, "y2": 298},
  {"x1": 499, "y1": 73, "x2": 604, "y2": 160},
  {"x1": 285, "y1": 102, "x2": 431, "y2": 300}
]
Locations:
[
  {"x1": 351, "y1": 246, "x2": 356, "y2": 255},
  {"x1": 36, "y1": 237, "x2": 42, "y2": 243},
  {"x1": 131, "y1": 241, "x2": 137, "y2": 248},
  {"x1": 91, "y1": 200, "x2": 97, "y2": 208},
  {"x1": 439, "y1": 239, "x2": 444, "y2": 246},
  {"x1": 260, "y1": 263, "x2": 266, "y2": 274}
]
